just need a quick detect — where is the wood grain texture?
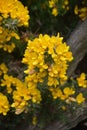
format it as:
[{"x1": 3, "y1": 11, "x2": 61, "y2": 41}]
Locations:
[{"x1": 67, "y1": 18, "x2": 87, "y2": 76}]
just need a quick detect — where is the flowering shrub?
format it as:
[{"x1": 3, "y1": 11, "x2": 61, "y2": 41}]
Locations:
[
  {"x1": 74, "y1": 5, "x2": 87, "y2": 20},
  {"x1": 25, "y1": 0, "x2": 87, "y2": 38},
  {"x1": 48, "y1": 0, "x2": 69, "y2": 16},
  {"x1": 22, "y1": 34, "x2": 87, "y2": 108},
  {"x1": 0, "y1": 33, "x2": 87, "y2": 128},
  {"x1": 0, "y1": 0, "x2": 30, "y2": 53},
  {"x1": 0, "y1": 0, "x2": 87, "y2": 129},
  {"x1": 48, "y1": 0, "x2": 87, "y2": 20},
  {"x1": 0, "y1": 0, "x2": 30, "y2": 127}
]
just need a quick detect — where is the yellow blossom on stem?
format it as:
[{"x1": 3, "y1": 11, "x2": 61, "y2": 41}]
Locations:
[
  {"x1": 76, "y1": 93, "x2": 85, "y2": 104},
  {"x1": 74, "y1": 6, "x2": 79, "y2": 15},
  {"x1": 49, "y1": 0, "x2": 55, "y2": 8},
  {"x1": 52, "y1": 8, "x2": 58, "y2": 16},
  {"x1": 1, "y1": 74, "x2": 16, "y2": 93},
  {"x1": 0, "y1": 93, "x2": 10, "y2": 115},
  {"x1": 74, "y1": 6, "x2": 87, "y2": 20},
  {"x1": 77, "y1": 73, "x2": 87, "y2": 88},
  {"x1": 63, "y1": 87, "x2": 75, "y2": 97},
  {"x1": 0, "y1": 63, "x2": 8, "y2": 76},
  {"x1": 32, "y1": 116, "x2": 37, "y2": 125}
]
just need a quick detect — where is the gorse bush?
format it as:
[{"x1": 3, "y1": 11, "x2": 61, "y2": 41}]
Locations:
[
  {"x1": 0, "y1": 0, "x2": 87, "y2": 129},
  {"x1": 0, "y1": 0, "x2": 29, "y2": 53},
  {"x1": 24, "y1": 0, "x2": 87, "y2": 36},
  {"x1": 48, "y1": 0, "x2": 87, "y2": 19}
]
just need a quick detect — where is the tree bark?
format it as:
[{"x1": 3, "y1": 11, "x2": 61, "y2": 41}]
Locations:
[
  {"x1": 44, "y1": 104, "x2": 87, "y2": 130},
  {"x1": 67, "y1": 18, "x2": 87, "y2": 76}
]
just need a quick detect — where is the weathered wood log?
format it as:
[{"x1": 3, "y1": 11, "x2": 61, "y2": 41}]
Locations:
[
  {"x1": 67, "y1": 18, "x2": 87, "y2": 76},
  {"x1": 16, "y1": 104, "x2": 87, "y2": 130},
  {"x1": 44, "y1": 104, "x2": 87, "y2": 130}
]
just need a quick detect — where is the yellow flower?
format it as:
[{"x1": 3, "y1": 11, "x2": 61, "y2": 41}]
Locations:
[
  {"x1": 79, "y1": 7, "x2": 87, "y2": 20},
  {"x1": 74, "y1": 5, "x2": 87, "y2": 21},
  {"x1": 62, "y1": 0, "x2": 69, "y2": 11},
  {"x1": 11, "y1": 86, "x2": 30, "y2": 113},
  {"x1": 64, "y1": 0, "x2": 69, "y2": 5},
  {"x1": 1, "y1": 74, "x2": 15, "y2": 93},
  {"x1": 52, "y1": 8, "x2": 58, "y2": 16},
  {"x1": 49, "y1": 0, "x2": 55, "y2": 8},
  {"x1": 74, "y1": 6, "x2": 78, "y2": 15},
  {"x1": 50, "y1": 87, "x2": 69, "y2": 100},
  {"x1": 3, "y1": 43, "x2": 15, "y2": 53},
  {"x1": 28, "y1": 86, "x2": 41, "y2": 104},
  {"x1": 63, "y1": 87, "x2": 75, "y2": 97},
  {"x1": 0, "y1": 26, "x2": 3, "y2": 33},
  {"x1": 61, "y1": 106, "x2": 66, "y2": 110},
  {"x1": 76, "y1": 93, "x2": 85, "y2": 104},
  {"x1": 32, "y1": 116, "x2": 37, "y2": 125},
  {"x1": 0, "y1": 93, "x2": 10, "y2": 115},
  {"x1": 77, "y1": 73, "x2": 87, "y2": 88},
  {"x1": 48, "y1": 76, "x2": 59, "y2": 87},
  {"x1": 0, "y1": 63, "x2": 8, "y2": 75},
  {"x1": 0, "y1": 28, "x2": 19, "y2": 53}
]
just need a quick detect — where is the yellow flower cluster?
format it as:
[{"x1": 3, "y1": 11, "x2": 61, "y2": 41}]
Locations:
[
  {"x1": 22, "y1": 33, "x2": 73, "y2": 100},
  {"x1": 48, "y1": 0, "x2": 69, "y2": 16},
  {"x1": 0, "y1": 28, "x2": 19, "y2": 53},
  {"x1": 32, "y1": 116, "x2": 37, "y2": 125},
  {"x1": 1, "y1": 74, "x2": 18, "y2": 93},
  {"x1": 0, "y1": 93, "x2": 10, "y2": 115},
  {"x1": 0, "y1": 73, "x2": 41, "y2": 114},
  {"x1": 52, "y1": 8, "x2": 58, "y2": 16},
  {"x1": 50, "y1": 86, "x2": 85, "y2": 104},
  {"x1": 50, "y1": 87, "x2": 75, "y2": 100},
  {"x1": 11, "y1": 80, "x2": 41, "y2": 113},
  {"x1": 0, "y1": 0, "x2": 30, "y2": 26},
  {"x1": 0, "y1": 63, "x2": 8, "y2": 76},
  {"x1": 22, "y1": 34, "x2": 87, "y2": 108},
  {"x1": 49, "y1": 0, "x2": 58, "y2": 16},
  {"x1": 74, "y1": 6, "x2": 87, "y2": 20},
  {"x1": 0, "y1": 0, "x2": 30, "y2": 53},
  {"x1": 0, "y1": 62, "x2": 41, "y2": 115},
  {"x1": 62, "y1": 0, "x2": 69, "y2": 11}
]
